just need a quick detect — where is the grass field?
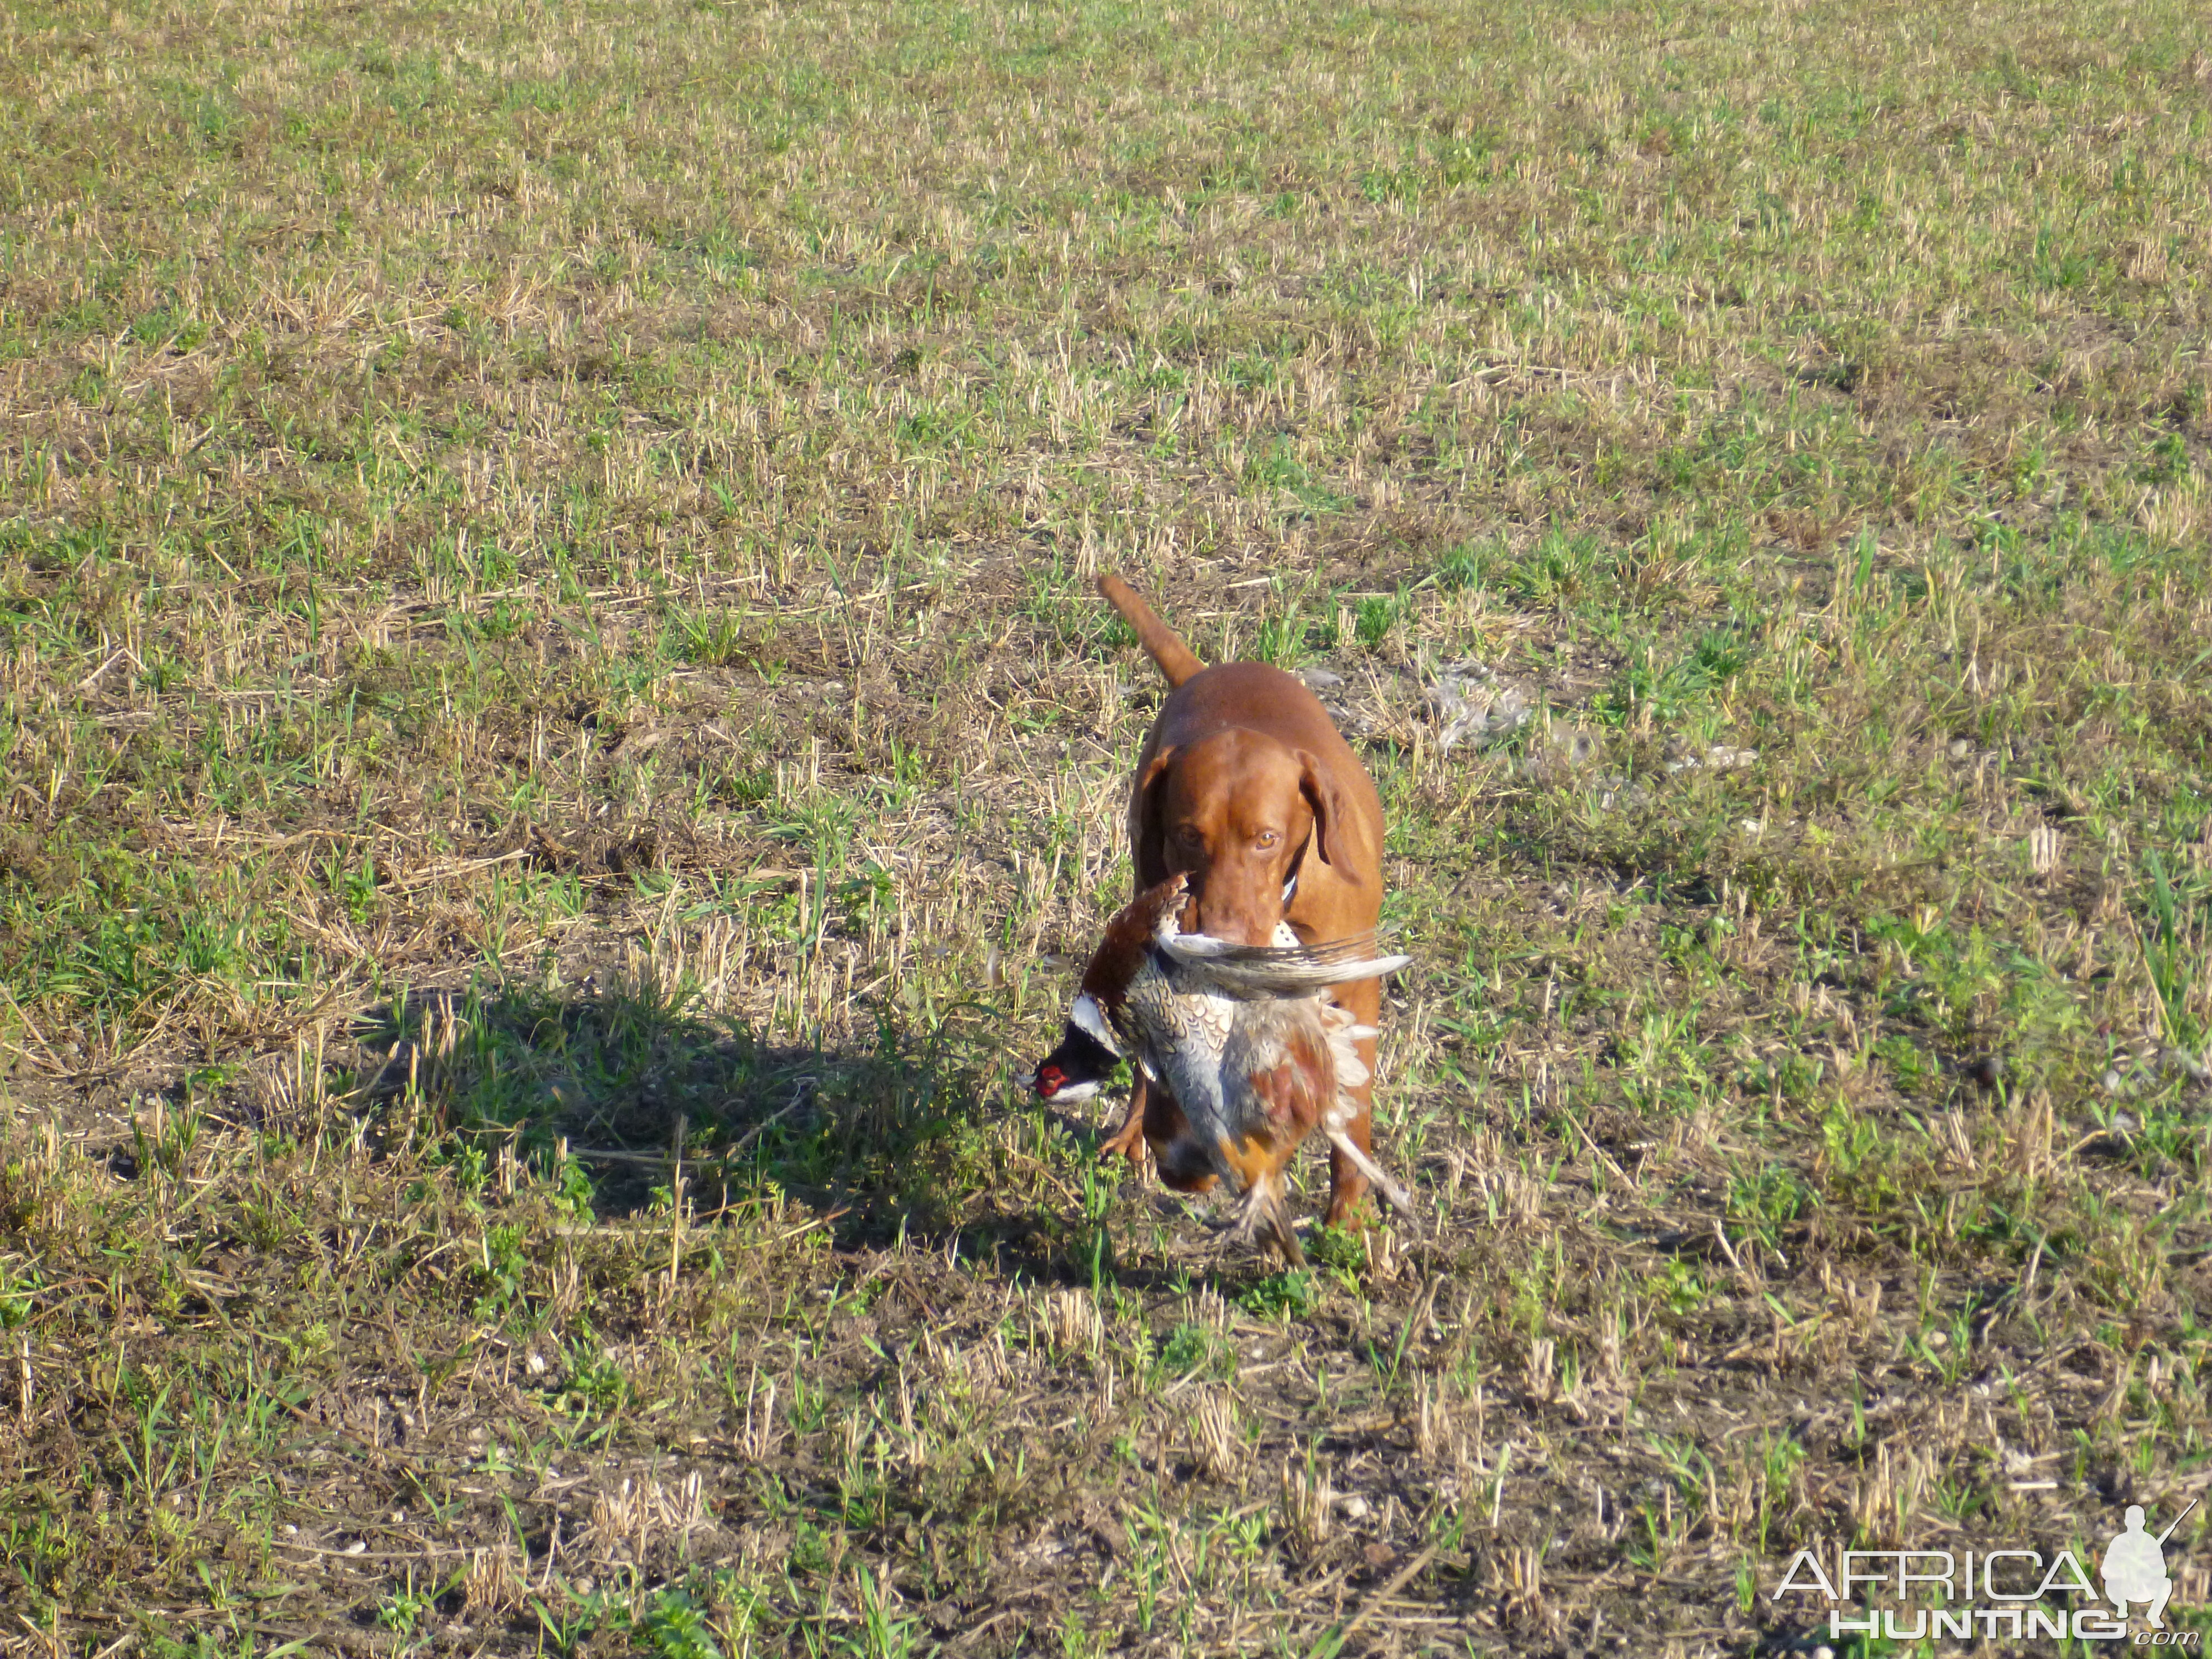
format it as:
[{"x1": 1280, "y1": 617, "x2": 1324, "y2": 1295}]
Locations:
[{"x1": 3, "y1": 0, "x2": 2211, "y2": 1651}]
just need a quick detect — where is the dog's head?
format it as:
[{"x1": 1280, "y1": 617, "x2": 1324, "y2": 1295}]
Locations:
[{"x1": 1136, "y1": 728, "x2": 1352, "y2": 947}]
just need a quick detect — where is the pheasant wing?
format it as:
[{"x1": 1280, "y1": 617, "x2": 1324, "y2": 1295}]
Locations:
[{"x1": 1157, "y1": 930, "x2": 1410, "y2": 997}]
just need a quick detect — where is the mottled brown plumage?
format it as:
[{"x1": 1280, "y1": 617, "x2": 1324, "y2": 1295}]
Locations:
[{"x1": 1030, "y1": 875, "x2": 1413, "y2": 1263}]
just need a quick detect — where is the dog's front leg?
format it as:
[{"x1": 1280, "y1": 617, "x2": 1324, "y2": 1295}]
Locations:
[{"x1": 1099, "y1": 1070, "x2": 1150, "y2": 1163}]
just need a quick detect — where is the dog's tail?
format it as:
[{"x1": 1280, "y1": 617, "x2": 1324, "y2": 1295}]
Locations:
[{"x1": 1099, "y1": 573, "x2": 1205, "y2": 687}]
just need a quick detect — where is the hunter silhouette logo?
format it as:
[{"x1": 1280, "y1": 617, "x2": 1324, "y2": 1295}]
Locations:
[
  {"x1": 1772, "y1": 1501, "x2": 2198, "y2": 1645},
  {"x1": 2105, "y1": 1501, "x2": 2193, "y2": 1631}
]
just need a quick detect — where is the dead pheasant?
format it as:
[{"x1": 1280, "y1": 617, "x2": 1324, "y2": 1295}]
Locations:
[{"x1": 1030, "y1": 875, "x2": 1413, "y2": 1264}]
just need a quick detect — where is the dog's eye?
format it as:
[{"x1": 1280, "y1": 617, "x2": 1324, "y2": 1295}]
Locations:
[{"x1": 1255, "y1": 830, "x2": 1280, "y2": 849}]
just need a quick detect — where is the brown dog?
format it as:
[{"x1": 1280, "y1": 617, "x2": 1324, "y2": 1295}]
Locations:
[{"x1": 1096, "y1": 573, "x2": 1390, "y2": 1225}]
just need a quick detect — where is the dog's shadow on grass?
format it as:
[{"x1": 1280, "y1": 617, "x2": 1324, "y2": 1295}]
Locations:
[{"x1": 346, "y1": 980, "x2": 1158, "y2": 1282}]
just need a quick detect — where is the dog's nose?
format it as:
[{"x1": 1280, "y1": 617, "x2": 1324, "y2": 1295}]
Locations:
[{"x1": 1200, "y1": 907, "x2": 1276, "y2": 949}]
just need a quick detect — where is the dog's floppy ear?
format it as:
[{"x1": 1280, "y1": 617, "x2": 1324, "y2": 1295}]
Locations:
[
  {"x1": 1295, "y1": 748, "x2": 1352, "y2": 870},
  {"x1": 1133, "y1": 746, "x2": 1177, "y2": 878}
]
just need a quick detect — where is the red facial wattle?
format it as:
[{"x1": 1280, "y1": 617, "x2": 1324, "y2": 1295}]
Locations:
[{"x1": 1036, "y1": 1064, "x2": 1066, "y2": 1098}]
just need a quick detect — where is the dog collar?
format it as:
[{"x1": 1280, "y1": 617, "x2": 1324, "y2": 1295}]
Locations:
[{"x1": 1281, "y1": 832, "x2": 1312, "y2": 906}]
